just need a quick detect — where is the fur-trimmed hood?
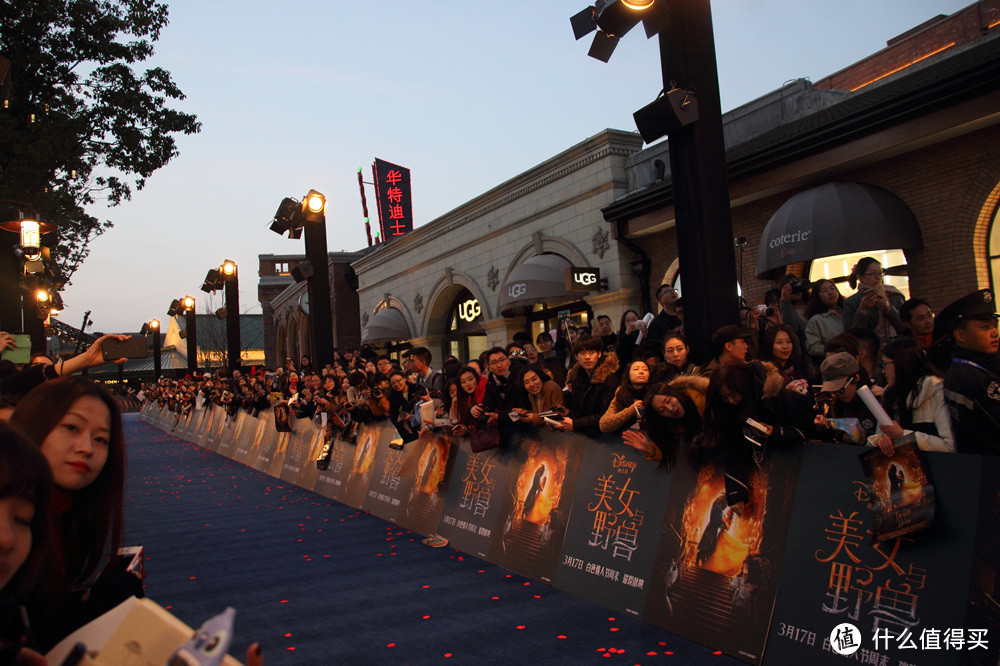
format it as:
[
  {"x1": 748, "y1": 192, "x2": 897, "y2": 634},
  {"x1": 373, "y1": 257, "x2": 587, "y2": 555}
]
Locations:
[
  {"x1": 566, "y1": 351, "x2": 620, "y2": 386},
  {"x1": 757, "y1": 361, "x2": 786, "y2": 399},
  {"x1": 668, "y1": 373, "x2": 709, "y2": 395}
]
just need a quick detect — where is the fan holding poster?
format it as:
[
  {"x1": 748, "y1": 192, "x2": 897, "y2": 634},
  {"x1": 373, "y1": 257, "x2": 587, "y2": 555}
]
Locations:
[{"x1": 858, "y1": 436, "x2": 935, "y2": 541}]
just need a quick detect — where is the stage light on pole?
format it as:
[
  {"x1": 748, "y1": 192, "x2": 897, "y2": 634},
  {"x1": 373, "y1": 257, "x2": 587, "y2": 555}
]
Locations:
[
  {"x1": 221, "y1": 259, "x2": 237, "y2": 276},
  {"x1": 182, "y1": 295, "x2": 195, "y2": 311},
  {"x1": 35, "y1": 289, "x2": 49, "y2": 304}
]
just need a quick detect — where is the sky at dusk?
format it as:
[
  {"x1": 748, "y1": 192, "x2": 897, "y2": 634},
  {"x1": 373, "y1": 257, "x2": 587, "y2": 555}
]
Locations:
[{"x1": 56, "y1": 0, "x2": 973, "y2": 334}]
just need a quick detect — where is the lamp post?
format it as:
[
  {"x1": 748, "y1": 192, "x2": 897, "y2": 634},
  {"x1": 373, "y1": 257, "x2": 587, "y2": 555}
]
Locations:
[
  {"x1": 143, "y1": 319, "x2": 161, "y2": 380},
  {"x1": 169, "y1": 297, "x2": 198, "y2": 375},
  {"x1": 270, "y1": 190, "x2": 335, "y2": 368},
  {"x1": 0, "y1": 203, "x2": 58, "y2": 352},
  {"x1": 572, "y1": 0, "x2": 739, "y2": 363},
  {"x1": 220, "y1": 260, "x2": 240, "y2": 376}
]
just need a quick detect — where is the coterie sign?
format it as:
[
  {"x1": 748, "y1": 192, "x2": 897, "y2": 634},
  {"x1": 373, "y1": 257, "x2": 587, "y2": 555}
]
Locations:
[{"x1": 566, "y1": 267, "x2": 601, "y2": 292}]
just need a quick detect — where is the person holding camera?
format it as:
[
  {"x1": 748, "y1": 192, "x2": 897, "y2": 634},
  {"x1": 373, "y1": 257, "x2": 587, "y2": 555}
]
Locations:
[{"x1": 842, "y1": 257, "x2": 905, "y2": 346}]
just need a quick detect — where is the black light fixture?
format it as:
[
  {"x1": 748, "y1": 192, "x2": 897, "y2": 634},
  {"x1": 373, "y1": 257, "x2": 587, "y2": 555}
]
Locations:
[
  {"x1": 290, "y1": 261, "x2": 313, "y2": 283},
  {"x1": 632, "y1": 87, "x2": 699, "y2": 144},
  {"x1": 182, "y1": 295, "x2": 195, "y2": 312},
  {"x1": 201, "y1": 268, "x2": 223, "y2": 293},
  {"x1": 269, "y1": 189, "x2": 335, "y2": 368},
  {"x1": 167, "y1": 299, "x2": 181, "y2": 317},
  {"x1": 215, "y1": 307, "x2": 227, "y2": 320},
  {"x1": 571, "y1": 0, "x2": 668, "y2": 62}
]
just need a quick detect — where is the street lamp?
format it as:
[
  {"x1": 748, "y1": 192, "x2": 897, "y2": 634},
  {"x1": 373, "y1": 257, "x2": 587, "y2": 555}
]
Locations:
[
  {"x1": 268, "y1": 190, "x2": 335, "y2": 368},
  {"x1": 202, "y1": 259, "x2": 241, "y2": 376},
  {"x1": 571, "y1": 0, "x2": 739, "y2": 363},
  {"x1": 142, "y1": 318, "x2": 162, "y2": 380},
  {"x1": 169, "y1": 296, "x2": 198, "y2": 375}
]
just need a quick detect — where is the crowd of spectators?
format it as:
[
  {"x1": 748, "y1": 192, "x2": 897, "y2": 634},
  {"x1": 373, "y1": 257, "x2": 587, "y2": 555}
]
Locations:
[
  {"x1": 0, "y1": 254, "x2": 997, "y2": 663},
  {"x1": 140, "y1": 258, "x2": 997, "y2": 496}
]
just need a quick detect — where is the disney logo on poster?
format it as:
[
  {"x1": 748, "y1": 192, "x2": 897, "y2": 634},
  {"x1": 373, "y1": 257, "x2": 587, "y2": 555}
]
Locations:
[{"x1": 458, "y1": 299, "x2": 481, "y2": 322}]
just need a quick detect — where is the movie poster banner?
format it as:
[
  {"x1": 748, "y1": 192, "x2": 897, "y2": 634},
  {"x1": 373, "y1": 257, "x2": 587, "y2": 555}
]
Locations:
[
  {"x1": 437, "y1": 440, "x2": 513, "y2": 558},
  {"x1": 486, "y1": 431, "x2": 585, "y2": 583},
  {"x1": 392, "y1": 432, "x2": 458, "y2": 536},
  {"x1": 313, "y1": 429, "x2": 354, "y2": 502},
  {"x1": 642, "y1": 446, "x2": 802, "y2": 665},
  {"x1": 232, "y1": 412, "x2": 268, "y2": 465},
  {"x1": 362, "y1": 424, "x2": 418, "y2": 524},
  {"x1": 293, "y1": 426, "x2": 326, "y2": 493},
  {"x1": 552, "y1": 439, "x2": 673, "y2": 617},
  {"x1": 340, "y1": 426, "x2": 386, "y2": 509},
  {"x1": 764, "y1": 443, "x2": 982, "y2": 666},
  {"x1": 250, "y1": 420, "x2": 281, "y2": 474},
  {"x1": 215, "y1": 412, "x2": 245, "y2": 460}
]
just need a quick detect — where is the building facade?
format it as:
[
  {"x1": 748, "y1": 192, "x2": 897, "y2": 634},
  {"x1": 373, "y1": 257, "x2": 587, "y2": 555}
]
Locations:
[{"x1": 352, "y1": 129, "x2": 644, "y2": 363}]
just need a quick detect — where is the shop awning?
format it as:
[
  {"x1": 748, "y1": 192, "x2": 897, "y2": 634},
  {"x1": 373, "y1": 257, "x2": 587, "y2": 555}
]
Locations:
[
  {"x1": 755, "y1": 182, "x2": 923, "y2": 276},
  {"x1": 361, "y1": 307, "x2": 412, "y2": 344},
  {"x1": 497, "y1": 254, "x2": 575, "y2": 314}
]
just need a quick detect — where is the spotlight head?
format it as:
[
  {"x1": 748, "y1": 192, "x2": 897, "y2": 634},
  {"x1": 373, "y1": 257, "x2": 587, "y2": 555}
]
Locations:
[
  {"x1": 632, "y1": 88, "x2": 699, "y2": 144},
  {"x1": 573, "y1": 0, "x2": 667, "y2": 61},
  {"x1": 140, "y1": 323, "x2": 149, "y2": 336},
  {"x1": 274, "y1": 198, "x2": 299, "y2": 225},
  {"x1": 167, "y1": 299, "x2": 181, "y2": 317},
  {"x1": 305, "y1": 190, "x2": 325, "y2": 214},
  {"x1": 221, "y1": 260, "x2": 237, "y2": 276},
  {"x1": 301, "y1": 189, "x2": 326, "y2": 224},
  {"x1": 269, "y1": 218, "x2": 289, "y2": 235},
  {"x1": 182, "y1": 296, "x2": 196, "y2": 311},
  {"x1": 35, "y1": 289, "x2": 49, "y2": 303},
  {"x1": 201, "y1": 268, "x2": 223, "y2": 293},
  {"x1": 215, "y1": 307, "x2": 228, "y2": 320},
  {"x1": 150, "y1": 318, "x2": 160, "y2": 330},
  {"x1": 290, "y1": 261, "x2": 314, "y2": 283}
]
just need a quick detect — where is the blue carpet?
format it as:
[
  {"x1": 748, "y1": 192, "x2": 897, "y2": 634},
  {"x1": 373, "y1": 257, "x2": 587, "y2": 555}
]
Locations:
[{"x1": 122, "y1": 415, "x2": 741, "y2": 665}]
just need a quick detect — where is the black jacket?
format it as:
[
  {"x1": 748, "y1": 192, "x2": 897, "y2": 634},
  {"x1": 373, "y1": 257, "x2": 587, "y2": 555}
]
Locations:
[{"x1": 564, "y1": 352, "x2": 620, "y2": 436}]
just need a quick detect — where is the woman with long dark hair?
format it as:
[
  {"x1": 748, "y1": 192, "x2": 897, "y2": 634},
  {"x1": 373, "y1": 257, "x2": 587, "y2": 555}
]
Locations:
[
  {"x1": 10, "y1": 377, "x2": 138, "y2": 649},
  {"x1": 449, "y1": 366, "x2": 482, "y2": 438},
  {"x1": 759, "y1": 324, "x2": 808, "y2": 387},
  {"x1": 599, "y1": 360, "x2": 651, "y2": 434},
  {"x1": 872, "y1": 337, "x2": 955, "y2": 454},
  {"x1": 804, "y1": 279, "x2": 846, "y2": 362},
  {"x1": 702, "y1": 362, "x2": 817, "y2": 511},
  {"x1": 0, "y1": 422, "x2": 52, "y2": 663},
  {"x1": 621, "y1": 380, "x2": 705, "y2": 468}
]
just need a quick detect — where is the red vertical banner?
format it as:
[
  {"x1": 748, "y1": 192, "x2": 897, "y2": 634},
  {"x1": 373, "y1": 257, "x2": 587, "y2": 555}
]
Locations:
[{"x1": 372, "y1": 158, "x2": 413, "y2": 241}]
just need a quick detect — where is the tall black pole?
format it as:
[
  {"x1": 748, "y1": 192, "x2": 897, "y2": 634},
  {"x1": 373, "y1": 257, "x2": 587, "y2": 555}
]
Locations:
[
  {"x1": 304, "y1": 216, "x2": 334, "y2": 368},
  {"x1": 185, "y1": 306, "x2": 198, "y2": 375},
  {"x1": 656, "y1": 0, "x2": 739, "y2": 364},
  {"x1": 23, "y1": 294, "x2": 44, "y2": 355},
  {"x1": 0, "y1": 250, "x2": 21, "y2": 333},
  {"x1": 225, "y1": 268, "x2": 240, "y2": 376},
  {"x1": 152, "y1": 323, "x2": 162, "y2": 380}
]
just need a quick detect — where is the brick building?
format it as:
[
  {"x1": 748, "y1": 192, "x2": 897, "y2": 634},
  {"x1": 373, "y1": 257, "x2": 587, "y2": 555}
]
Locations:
[
  {"x1": 258, "y1": 251, "x2": 368, "y2": 368},
  {"x1": 605, "y1": 0, "x2": 1000, "y2": 314}
]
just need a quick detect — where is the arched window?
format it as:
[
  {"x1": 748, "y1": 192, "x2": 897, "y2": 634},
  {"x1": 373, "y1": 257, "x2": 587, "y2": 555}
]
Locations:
[
  {"x1": 809, "y1": 249, "x2": 910, "y2": 299},
  {"x1": 988, "y1": 202, "x2": 1000, "y2": 294}
]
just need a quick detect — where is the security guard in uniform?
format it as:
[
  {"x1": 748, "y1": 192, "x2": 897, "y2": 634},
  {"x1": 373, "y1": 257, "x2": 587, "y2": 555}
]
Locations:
[{"x1": 938, "y1": 289, "x2": 1000, "y2": 454}]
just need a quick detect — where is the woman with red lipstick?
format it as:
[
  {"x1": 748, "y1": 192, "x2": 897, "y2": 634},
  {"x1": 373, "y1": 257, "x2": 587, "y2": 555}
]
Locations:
[{"x1": 10, "y1": 377, "x2": 134, "y2": 650}]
